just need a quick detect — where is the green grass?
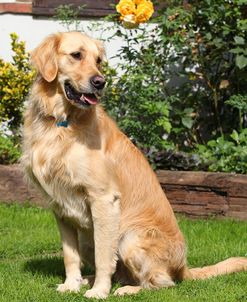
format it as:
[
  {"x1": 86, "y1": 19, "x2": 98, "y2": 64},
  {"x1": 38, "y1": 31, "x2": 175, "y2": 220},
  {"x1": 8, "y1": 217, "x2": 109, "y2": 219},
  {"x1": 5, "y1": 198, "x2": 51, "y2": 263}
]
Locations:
[{"x1": 0, "y1": 203, "x2": 246, "y2": 302}]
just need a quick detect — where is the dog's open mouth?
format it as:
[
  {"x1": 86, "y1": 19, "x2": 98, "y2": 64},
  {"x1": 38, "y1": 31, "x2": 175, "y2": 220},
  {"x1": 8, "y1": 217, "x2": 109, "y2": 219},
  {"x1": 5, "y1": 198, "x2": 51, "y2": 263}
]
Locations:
[{"x1": 64, "y1": 82, "x2": 99, "y2": 107}]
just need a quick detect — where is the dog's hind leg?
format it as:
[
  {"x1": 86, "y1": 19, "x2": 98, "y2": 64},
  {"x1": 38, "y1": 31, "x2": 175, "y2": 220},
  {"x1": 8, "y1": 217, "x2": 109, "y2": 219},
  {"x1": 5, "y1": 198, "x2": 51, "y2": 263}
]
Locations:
[
  {"x1": 114, "y1": 285, "x2": 142, "y2": 296},
  {"x1": 114, "y1": 256, "x2": 175, "y2": 296},
  {"x1": 114, "y1": 270, "x2": 175, "y2": 296},
  {"x1": 114, "y1": 231, "x2": 178, "y2": 296}
]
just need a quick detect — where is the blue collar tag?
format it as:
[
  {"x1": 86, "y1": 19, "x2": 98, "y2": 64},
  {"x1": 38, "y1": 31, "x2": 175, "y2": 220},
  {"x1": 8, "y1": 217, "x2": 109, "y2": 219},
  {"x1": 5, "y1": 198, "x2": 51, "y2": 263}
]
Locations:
[{"x1": 56, "y1": 120, "x2": 69, "y2": 128}]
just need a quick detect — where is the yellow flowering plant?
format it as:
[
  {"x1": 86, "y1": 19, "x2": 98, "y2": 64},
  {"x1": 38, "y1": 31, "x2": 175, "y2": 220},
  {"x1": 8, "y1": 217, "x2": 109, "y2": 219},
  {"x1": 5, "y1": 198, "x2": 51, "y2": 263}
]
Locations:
[
  {"x1": 116, "y1": 0, "x2": 154, "y2": 28},
  {"x1": 0, "y1": 33, "x2": 35, "y2": 130}
]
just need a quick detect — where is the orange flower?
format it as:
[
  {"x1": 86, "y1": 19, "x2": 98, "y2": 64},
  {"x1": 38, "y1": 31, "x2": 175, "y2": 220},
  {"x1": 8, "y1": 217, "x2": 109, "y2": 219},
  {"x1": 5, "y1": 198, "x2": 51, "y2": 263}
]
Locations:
[
  {"x1": 135, "y1": 0, "x2": 154, "y2": 23},
  {"x1": 116, "y1": 0, "x2": 136, "y2": 17}
]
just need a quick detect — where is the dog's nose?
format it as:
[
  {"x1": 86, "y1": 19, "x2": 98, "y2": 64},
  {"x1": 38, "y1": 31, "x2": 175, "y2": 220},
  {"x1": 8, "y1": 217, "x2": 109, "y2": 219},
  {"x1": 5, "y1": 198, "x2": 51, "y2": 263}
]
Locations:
[{"x1": 90, "y1": 75, "x2": 106, "y2": 90}]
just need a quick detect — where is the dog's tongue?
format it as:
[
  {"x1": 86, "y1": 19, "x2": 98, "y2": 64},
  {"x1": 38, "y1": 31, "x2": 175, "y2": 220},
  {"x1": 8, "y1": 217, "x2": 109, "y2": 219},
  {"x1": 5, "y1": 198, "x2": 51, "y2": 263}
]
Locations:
[{"x1": 81, "y1": 94, "x2": 98, "y2": 105}]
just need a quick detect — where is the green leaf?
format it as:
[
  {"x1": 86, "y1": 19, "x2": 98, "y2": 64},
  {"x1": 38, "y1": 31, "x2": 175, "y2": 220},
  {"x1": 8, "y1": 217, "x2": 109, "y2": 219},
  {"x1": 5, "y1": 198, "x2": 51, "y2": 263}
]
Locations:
[
  {"x1": 236, "y1": 55, "x2": 247, "y2": 69},
  {"x1": 205, "y1": 33, "x2": 212, "y2": 40},
  {"x1": 182, "y1": 116, "x2": 193, "y2": 129},
  {"x1": 183, "y1": 107, "x2": 194, "y2": 114},
  {"x1": 230, "y1": 130, "x2": 239, "y2": 143},
  {"x1": 230, "y1": 47, "x2": 244, "y2": 54},
  {"x1": 236, "y1": 0, "x2": 247, "y2": 4},
  {"x1": 234, "y1": 36, "x2": 245, "y2": 45},
  {"x1": 212, "y1": 38, "x2": 223, "y2": 47},
  {"x1": 159, "y1": 120, "x2": 172, "y2": 133}
]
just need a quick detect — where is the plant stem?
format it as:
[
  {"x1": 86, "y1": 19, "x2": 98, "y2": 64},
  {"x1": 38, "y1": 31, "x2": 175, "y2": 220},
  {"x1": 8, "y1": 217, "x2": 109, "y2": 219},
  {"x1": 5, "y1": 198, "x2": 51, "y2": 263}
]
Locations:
[
  {"x1": 213, "y1": 88, "x2": 223, "y2": 136},
  {"x1": 239, "y1": 109, "x2": 242, "y2": 131}
]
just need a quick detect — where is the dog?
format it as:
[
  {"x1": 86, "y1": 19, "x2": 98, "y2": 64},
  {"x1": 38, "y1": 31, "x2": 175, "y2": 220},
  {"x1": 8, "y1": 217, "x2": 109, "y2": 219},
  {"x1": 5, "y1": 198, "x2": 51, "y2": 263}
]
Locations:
[{"x1": 22, "y1": 31, "x2": 247, "y2": 299}]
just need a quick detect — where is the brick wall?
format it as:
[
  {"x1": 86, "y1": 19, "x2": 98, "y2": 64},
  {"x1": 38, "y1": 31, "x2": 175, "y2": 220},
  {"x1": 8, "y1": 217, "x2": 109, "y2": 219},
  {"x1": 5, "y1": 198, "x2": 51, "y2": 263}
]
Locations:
[
  {"x1": 157, "y1": 170, "x2": 247, "y2": 220},
  {"x1": 1, "y1": 164, "x2": 247, "y2": 220}
]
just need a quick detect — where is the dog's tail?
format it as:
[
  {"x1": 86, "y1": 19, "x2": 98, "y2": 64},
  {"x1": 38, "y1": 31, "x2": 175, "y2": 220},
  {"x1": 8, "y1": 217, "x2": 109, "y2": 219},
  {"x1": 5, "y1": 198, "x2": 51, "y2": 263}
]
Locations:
[{"x1": 182, "y1": 257, "x2": 247, "y2": 280}]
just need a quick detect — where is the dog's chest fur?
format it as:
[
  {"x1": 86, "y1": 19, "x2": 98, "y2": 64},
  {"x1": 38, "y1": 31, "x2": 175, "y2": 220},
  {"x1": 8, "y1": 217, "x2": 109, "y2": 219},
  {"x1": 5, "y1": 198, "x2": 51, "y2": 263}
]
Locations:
[{"x1": 25, "y1": 128, "x2": 95, "y2": 229}]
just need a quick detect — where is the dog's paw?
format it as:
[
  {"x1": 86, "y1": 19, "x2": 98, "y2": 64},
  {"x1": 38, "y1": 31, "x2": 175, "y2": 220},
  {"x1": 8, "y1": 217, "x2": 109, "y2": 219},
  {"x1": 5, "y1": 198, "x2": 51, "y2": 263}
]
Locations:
[
  {"x1": 56, "y1": 277, "x2": 83, "y2": 293},
  {"x1": 84, "y1": 288, "x2": 108, "y2": 299},
  {"x1": 81, "y1": 275, "x2": 95, "y2": 286},
  {"x1": 113, "y1": 285, "x2": 142, "y2": 296}
]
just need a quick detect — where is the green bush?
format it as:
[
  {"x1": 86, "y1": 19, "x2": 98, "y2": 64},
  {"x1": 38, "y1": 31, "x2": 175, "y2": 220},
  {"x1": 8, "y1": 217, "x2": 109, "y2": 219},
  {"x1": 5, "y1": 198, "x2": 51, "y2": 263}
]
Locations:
[
  {"x1": 0, "y1": 135, "x2": 21, "y2": 164},
  {"x1": 109, "y1": 1, "x2": 246, "y2": 138},
  {"x1": 101, "y1": 0, "x2": 247, "y2": 168},
  {"x1": 0, "y1": 33, "x2": 35, "y2": 131},
  {"x1": 53, "y1": 1, "x2": 247, "y2": 171},
  {"x1": 196, "y1": 129, "x2": 247, "y2": 174},
  {"x1": 162, "y1": 0, "x2": 247, "y2": 142},
  {"x1": 102, "y1": 62, "x2": 173, "y2": 152},
  {"x1": 0, "y1": 3, "x2": 240, "y2": 173}
]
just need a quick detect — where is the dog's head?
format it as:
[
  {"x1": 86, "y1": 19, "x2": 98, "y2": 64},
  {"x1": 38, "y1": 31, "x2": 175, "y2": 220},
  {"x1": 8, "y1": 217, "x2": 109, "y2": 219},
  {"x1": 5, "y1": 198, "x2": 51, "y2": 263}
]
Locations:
[{"x1": 31, "y1": 31, "x2": 106, "y2": 109}]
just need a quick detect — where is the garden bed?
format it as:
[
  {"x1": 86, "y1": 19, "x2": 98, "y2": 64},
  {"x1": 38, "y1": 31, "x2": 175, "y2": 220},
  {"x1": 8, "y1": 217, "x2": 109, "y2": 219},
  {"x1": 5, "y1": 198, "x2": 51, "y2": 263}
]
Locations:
[{"x1": 0, "y1": 164, "x2": 246, "y2": 220}]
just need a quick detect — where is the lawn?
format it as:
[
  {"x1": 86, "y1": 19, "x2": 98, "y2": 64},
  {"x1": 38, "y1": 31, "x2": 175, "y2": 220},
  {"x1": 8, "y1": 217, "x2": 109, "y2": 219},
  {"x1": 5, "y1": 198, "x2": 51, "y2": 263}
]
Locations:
[{"x1": 0, "y1": 203, "x2": 246, "y2": 302}]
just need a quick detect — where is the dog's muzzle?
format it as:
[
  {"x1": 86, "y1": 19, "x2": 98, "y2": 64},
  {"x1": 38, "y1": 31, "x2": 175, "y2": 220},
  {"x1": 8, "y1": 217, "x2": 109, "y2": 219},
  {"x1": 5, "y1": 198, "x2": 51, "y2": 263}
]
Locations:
[{"x1": 64, "y1": 81, "x2": 101, "y2": 107}]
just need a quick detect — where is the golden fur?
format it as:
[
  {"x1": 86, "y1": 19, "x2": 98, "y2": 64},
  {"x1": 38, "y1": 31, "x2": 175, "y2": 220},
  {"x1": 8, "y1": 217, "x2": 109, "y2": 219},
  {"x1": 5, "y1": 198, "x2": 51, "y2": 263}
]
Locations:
[{"x1": 22, "y1": 32, "x2": 247, "y2": 299}]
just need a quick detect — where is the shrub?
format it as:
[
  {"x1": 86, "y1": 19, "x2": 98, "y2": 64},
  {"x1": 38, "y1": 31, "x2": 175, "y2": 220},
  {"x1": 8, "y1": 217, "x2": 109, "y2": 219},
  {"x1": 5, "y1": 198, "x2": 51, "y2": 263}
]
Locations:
[
  {"x1": 196, "y1": 129, "x2": 247, "y2": 174},
  {"x1": 0, "y1": 135, "x2": 21, "y2": 164},
  {"x1": 0, "y1": 33, "x2": 35, "y2": 131},
  {"x1": 102, "y1": 0, "x2": 247, "y2": 168},
  {"x1": 102, "y1": 62, "x2": 173, "y2": 152},
  {"x1": 51, "y1": 2, "x2": 247, "y2": 172},
  {"x1": 162, "y1": 0, "x2": 247, "y2": 142},
  {"x1": 53, "y1": 4, "x2": 86, "y2": 31}
]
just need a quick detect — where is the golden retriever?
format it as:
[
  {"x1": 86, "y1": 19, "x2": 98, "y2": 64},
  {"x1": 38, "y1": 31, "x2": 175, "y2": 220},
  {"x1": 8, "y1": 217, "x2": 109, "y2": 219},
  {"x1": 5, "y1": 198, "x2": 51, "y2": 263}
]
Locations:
[{"x1": 22, "y1": 31, "x2": 247, "y2": 299}]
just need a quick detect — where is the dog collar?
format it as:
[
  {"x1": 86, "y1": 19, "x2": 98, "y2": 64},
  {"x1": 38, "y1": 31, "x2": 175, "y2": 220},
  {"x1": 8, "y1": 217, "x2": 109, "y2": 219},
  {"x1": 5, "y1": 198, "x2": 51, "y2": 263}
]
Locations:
[{"x1": 56, "y1": 120, "x2": 69, "y2": 128}]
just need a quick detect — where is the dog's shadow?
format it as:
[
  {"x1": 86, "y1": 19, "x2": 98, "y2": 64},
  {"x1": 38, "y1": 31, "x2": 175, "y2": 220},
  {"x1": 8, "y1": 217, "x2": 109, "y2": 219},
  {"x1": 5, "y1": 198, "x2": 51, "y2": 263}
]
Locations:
[
  {"x1": 24, "y1": 255, "x2": 94, "y2": 279},
  {"x1": 24, "y1": 256, "x2": 65, "y2": 277}
]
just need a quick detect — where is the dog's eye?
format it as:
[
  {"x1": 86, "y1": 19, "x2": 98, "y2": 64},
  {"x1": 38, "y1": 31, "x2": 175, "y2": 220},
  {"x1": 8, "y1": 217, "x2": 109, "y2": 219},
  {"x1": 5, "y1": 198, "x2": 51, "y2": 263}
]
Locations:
[
  {"x1": 97, "y1": 57, "x2": 102, "y2": 64},
  {"x1": 70, "y1": 52, "x2": 82, "y2": 60}
]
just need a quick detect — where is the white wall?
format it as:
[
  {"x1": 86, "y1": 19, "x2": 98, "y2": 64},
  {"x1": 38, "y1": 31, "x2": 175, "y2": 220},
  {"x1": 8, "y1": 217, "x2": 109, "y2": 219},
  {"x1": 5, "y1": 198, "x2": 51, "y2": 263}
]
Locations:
[{"x1": 0, "y1": 14, "x2": 122, "y2": 66}]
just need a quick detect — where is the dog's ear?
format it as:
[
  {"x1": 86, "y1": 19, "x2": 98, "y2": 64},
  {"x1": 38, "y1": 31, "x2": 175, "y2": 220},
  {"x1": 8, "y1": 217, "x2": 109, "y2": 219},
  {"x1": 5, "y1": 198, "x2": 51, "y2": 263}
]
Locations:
[
  {"x1": 31, "y1": 34, "x2": 60, "y2": 82},
  {"x1": 95, "y1": 39, "x2": 106, "y2": 61}
]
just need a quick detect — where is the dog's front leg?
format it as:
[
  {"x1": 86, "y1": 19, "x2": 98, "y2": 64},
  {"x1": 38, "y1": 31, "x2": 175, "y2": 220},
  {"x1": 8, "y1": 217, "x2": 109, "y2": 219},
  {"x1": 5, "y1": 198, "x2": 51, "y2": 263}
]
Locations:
[
  {"x1": 84, "y1": 193, "x2": 120, "y2": 299},
  {"x1": 55, "y1": 214, "x2": 84, "y2": 293}
]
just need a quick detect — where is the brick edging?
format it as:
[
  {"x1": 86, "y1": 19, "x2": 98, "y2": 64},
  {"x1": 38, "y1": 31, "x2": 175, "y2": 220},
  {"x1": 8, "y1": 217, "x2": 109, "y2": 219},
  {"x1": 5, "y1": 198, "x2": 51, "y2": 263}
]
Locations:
[
  {"x1": 157, "y1": 170, "x2": 247, "y2": 220},
  {"x1": 1, "y1": 164, "x2": 247, "y2": 220},
  {"x1": 0, "y1": 3, "x2": 32, "y2": 15}
]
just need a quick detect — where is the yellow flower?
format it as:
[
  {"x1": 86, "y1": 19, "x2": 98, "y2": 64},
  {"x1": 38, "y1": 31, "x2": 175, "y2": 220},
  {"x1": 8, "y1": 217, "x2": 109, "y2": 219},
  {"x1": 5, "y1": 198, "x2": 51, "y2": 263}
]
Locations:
[
  {"x1": 135, "y1": 0, "x2": 154, "y2": 23},
  {"x1": 116, "y1": 0, "x2": 154, "y2": 27},
  {"x1": 116, "y1": 0, "x2": 136, "y2": 16},
  {"x1": 134, "y1": 0, "x2": 145, "y2": 4}
]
